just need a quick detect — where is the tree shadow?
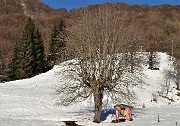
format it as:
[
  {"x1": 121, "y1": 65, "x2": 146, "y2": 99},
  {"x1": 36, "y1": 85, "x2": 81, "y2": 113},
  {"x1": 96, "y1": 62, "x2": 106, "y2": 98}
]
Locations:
[{"x1": 101, "y1": 108, "x2": 115, "y2": 121}]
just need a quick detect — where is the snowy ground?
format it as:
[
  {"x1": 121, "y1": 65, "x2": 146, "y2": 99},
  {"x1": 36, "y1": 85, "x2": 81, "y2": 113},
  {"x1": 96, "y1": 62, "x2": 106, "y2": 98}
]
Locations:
[{"x1": 0, "y1": 52, "x2": 180, "y2": 126}]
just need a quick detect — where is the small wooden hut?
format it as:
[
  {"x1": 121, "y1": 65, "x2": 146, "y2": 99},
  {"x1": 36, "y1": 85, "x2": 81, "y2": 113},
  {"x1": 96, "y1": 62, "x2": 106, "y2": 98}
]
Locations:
[{"x1": 113, "y1": 104, "x2": 133, "y2": 122}]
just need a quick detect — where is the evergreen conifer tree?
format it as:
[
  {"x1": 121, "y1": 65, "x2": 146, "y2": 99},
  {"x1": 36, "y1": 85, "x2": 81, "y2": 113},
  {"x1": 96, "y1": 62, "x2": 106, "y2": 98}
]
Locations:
[
  {"x1": 9, "y1": 45, "x2": 21, "y2": 80},
  {"x1": 9, "y1": 18, "x2": 46, "y2": 80},
  {"x1": 33, "y1": 29, "x2": 46, "y2": 75},
  {"x1": 49, "y1": 20, "x2": 67, "y2": 66}
]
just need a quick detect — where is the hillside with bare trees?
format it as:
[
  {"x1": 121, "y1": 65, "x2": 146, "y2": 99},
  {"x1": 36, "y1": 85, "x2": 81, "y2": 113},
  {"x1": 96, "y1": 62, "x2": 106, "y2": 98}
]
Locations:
[
  {"x1": 1, "y1": 0, "x2": 180, "y2": 82},
  {"x1": 0, "y1": 0, "x2": 66, "y2": 81}
]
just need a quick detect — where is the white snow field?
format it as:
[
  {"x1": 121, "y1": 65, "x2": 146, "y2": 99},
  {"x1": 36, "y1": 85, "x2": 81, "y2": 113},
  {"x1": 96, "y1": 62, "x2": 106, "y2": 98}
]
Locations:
[{"x1": 0, "y1": 52, "x2": 180, "y2": 126}]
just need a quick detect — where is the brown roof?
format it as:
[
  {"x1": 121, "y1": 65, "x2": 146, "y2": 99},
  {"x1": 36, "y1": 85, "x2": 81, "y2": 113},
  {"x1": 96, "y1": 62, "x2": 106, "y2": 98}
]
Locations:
[{"x1": 115, "y1": 104, "x2": 133, "y2": 108}]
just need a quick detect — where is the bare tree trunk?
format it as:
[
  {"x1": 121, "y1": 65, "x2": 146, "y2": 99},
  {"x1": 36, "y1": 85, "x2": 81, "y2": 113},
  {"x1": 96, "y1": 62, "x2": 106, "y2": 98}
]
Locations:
[
  {"x1": 130, "y1": 52, "x2": 134, "y2": 73},
  {"x1": 176, "y1": 73, "x2": 180, "y2": 90},
  {"x1": 173, "y1": 61, "x2": 180, "y2": 91},
  {"x1": 93, "y1": 81, "x2": 103, "y2": 123},
  {"x1": 149, "y1": 50, "x2": 153, "y2": 69},
  {"x1": 177, "y1": 81, "x2": 180, "y2": 90},
  {"x1": 177, "y1": 79, "x2": 180, "y2": 90}
]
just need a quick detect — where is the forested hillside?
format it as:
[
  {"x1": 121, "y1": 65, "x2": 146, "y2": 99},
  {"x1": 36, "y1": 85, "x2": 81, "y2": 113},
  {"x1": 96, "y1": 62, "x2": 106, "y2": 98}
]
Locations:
[
  {"x1": 1, "y1": 0, "x2": 180, "y2": 82},
  {"x1": 0, "y1": 0, "x2": 66, "y2": 81}
]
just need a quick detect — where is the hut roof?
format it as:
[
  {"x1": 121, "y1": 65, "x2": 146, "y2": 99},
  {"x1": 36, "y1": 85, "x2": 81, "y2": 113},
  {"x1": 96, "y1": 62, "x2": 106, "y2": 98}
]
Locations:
[{"x1": 115, "y1": 103, "x2": 133, "y2": 108}]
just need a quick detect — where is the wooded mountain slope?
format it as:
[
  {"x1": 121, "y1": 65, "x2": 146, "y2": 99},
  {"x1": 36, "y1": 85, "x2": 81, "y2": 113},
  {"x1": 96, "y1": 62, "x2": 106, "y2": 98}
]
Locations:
[{"x1": 1, "y1": 0, "x2": 180, "y2": 81}]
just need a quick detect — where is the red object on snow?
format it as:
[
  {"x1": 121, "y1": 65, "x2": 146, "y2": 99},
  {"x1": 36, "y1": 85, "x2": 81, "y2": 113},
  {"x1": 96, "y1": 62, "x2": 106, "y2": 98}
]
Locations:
[{"x1": 114, "y1": 104, "x2": 133, "y2": 121}]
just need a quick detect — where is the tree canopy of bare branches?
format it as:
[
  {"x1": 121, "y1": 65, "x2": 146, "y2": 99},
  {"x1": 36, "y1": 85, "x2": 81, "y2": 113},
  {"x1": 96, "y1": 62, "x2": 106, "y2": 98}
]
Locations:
[{"x1": 56, "y1": 5, "x2": 143, "y2": 123}]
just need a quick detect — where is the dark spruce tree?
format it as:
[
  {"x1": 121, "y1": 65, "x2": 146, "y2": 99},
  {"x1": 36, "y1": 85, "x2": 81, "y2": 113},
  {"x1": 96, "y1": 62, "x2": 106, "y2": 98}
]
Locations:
[
  {"x1": 32, "y1": 29, "x2": 46, "y2": 76},
  {"x1": 49, "y1": 20, "x2": 67, "y2": 66},
  {"x1": 9, "y1": 45, "x2": 21, "y2": 80},
  {"x1": 9, "y1": 18, "x2": 46, "y2": 80}
]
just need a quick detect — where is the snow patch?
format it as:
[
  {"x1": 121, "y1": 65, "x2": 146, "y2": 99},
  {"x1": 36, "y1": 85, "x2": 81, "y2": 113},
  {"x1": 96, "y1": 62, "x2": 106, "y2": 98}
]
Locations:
[{"x1": 0, "y1": 52, "x2": 180, "y2": 125}]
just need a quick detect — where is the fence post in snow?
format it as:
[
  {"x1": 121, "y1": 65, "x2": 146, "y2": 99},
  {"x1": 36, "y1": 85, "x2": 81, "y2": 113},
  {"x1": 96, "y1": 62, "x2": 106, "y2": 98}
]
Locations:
[
  {"x1": 176, "y1": 122, "x2": 178, "y2": 126},
  {"x1": 158, "y1": 113, "x2": 160, "y2": 122},
  {"x1": 142, "y1": 103, "x2": 145, "y2": 108}
]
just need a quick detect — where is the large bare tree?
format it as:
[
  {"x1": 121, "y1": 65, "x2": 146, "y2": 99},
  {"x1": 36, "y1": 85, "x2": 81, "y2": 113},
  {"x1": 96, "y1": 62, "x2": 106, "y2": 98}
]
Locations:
[{"x1": 56, "y1": 6, "x2": 143, "y2": 123}]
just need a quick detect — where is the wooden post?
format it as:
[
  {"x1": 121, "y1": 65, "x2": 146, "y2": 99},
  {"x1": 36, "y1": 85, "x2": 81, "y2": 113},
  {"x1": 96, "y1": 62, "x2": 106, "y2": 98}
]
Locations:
[
  {"x1": 176, "y1": 122, "x2": 178, "y2": 126},
  {"x1": 142, "y1": 103, "x2": 145, "y2": 108},
  {"x1": 158, "y1": 113, "x2": 160, "y2": 122}
]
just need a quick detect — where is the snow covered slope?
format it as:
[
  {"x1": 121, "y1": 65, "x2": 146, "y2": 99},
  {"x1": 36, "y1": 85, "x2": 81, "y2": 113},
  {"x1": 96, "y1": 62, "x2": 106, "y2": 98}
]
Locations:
[
  {"x1": 0, "y1": 66, "x2": 62, "y2": 126},
  {"x1": 134, "y1": 52, "x2": 180, "y2": 108},
  {"x1": 0, "y1": 52, "x2": 180, "y2": 126}
]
